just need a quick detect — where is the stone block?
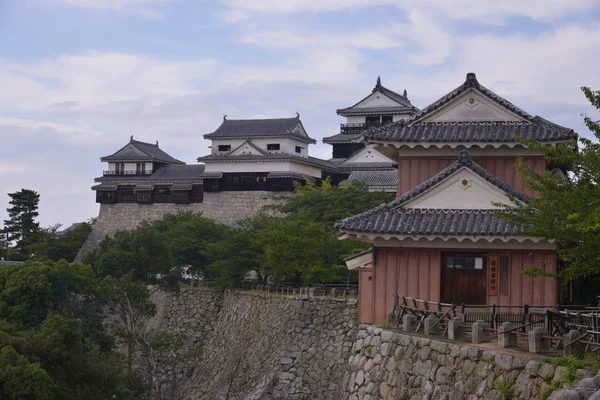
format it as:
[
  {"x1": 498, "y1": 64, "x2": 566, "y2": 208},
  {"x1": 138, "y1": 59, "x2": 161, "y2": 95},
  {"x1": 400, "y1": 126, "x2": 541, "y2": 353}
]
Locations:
[
  {"x1": 448, "y1": 317, "x2": 465, "y2": 341},
  {"x1": 563, "y1": 329, "x2": 584, "y2": 356},
  {"x1": 528, "y1": 328, "x2": 550, "y2": 353},
  {"x1": 424, "y1": 315, "x2": 440, "y2": 336},
  {"x1": 403, "y1": 314, "x2": 418, "y2": 333},
  {"x1": 471, "y1": 321, "x2": 491, "y2": 344},
  {"x1": 498, "y1": 322, "x2": 518, "y2": 348}
]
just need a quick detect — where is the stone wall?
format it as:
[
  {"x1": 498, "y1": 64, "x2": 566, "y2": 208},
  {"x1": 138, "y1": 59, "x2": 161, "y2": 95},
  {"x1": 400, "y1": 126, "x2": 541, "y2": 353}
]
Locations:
[
  {"x1": 154, "y1": 288, "x2": 358, "y2": 400},
  {"x1": 75, "y1": 191, "x2": 289, "y2": 262},
  {"x1": 345, "y1": 326, "x2": 579, "y2": 400},
  {"x1": 148, "y1": 288, "x2": 582, "y2": 400}
]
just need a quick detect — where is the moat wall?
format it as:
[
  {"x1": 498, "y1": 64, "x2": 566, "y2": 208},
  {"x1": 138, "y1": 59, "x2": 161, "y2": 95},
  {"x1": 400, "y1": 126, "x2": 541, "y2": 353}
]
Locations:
[
  {"x1": 150, "y1": 288, "x2": 585, "y2": 400},
  {"x1": 75, "y1": 191, "x2": 288, "y2": 262}
]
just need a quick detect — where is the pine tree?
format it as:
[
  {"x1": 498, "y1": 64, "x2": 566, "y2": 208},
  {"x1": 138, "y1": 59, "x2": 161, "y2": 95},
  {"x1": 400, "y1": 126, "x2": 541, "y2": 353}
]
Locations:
[{"x1": 3, "y1": 189, "x2": 40, "y2": 255}]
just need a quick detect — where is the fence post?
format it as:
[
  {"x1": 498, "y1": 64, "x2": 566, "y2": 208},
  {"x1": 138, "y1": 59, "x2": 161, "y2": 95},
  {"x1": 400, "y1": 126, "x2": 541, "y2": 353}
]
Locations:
[
  {"x1": 523, "y1": 304, "x2": 530, "y2": 333},
  {"x1": 424, "y1": 314, "x2": 439, "y2": 336},
  {"x1": 472, "y1": 320, "x2": 491, "y2": 344},
  {"x1": 492, "y1": 304, "x2": 497, "y2": 330},
  {"x1": 564, "y1": 329, "x2": 584, "y2": 356},
  {"x1": 528, "y1": 328, "x2": 550, "y2": 353},
  {"x1": 330, "y1": 288, "x2": 337, "y2": 297},
  {"x1": 308, "y1": 288, "x2": 315, "y2": 299},
  {"x1": 499, "y1": 322, "x2": 517, "y2": 348},
  {"x1": 448, "y1": 317, "x2": 465, "y2": 340},
  {"x1": 403, "y1": 314, "x2": 418, "y2": 333}
]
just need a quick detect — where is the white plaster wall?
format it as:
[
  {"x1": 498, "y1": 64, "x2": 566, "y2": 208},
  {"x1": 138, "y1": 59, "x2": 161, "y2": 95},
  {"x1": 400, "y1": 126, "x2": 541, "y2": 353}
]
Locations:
[
  {"x1": 209, "y1": 138, "x2": 311, "y2": 157},
  {"x1": 346, "y1": 116, "x2": 366, "y2": 124},
  {"x1": 204, "y1": 160, "x2": 321, "y2": 177},
  {"x1": 355, "y1": 92, "x2": 400, "y2": 108},
  {"x1": 403, "y1": 168, "x2": 512, "y2": 209}
]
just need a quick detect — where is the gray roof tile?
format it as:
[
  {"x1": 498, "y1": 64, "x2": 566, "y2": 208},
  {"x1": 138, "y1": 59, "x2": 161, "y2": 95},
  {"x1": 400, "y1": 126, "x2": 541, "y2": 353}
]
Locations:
[
  {"x1": 101, "y1": 138, "x2": 185, "y2": 164},
  {"x1": 204, "y1": 117, "x2": 316, "y2": 143},
  {"x1": 364, "y1": 73, "x2": 576, "y2": 144},
  {"x1": 337, "y1": 77, "x2": 418, "y2": 114},
  {"x1": 197, "y1": 153, "x2": 338, "y2": 173},
  {"x1": 343, "y1": 170, "x2": 398, "y2": 188},
  {"x1": 95, "y1": 164, "x2": 204, "y2": 185},
  {"x1": 337, "y1": 106, "x2": 417, "y2": 117},
  {"x1": 337, "y1": 208, "x2": 521, "y2": 236},
  {"x1": 322, "y1": 133, "x2": 364, "y2": 144}
]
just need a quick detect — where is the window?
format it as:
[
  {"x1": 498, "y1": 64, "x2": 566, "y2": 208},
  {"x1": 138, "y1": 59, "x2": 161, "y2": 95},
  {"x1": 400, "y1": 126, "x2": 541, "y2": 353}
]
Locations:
[
  {"x1": 218, "y1": 145, "x2": 231, "y2": 152},
  {"x1": 382, "y1": 115, "x2": 393, "y2": 125},
  {"x1": 445, "y1": 254, "x2": 484, "y2": 270},
  {"x1": 365, "y1": 116, "x2": 380, "y2": 127},
  {"x1": 267, "y1": 144, "x2": 280, "y2": 151},
  {"x1": 295, "y1": 146, "x2": 302, "y2": 154},
  {"x1": 136, "y1": 163, "x2": 146, "y2": 174}
]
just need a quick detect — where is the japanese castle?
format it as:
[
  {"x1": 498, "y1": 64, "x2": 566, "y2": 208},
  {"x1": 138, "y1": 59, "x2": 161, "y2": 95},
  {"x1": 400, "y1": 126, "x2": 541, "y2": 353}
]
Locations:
[{"x1": 92, "y1": 78, "x2": 410, "y2": 204}]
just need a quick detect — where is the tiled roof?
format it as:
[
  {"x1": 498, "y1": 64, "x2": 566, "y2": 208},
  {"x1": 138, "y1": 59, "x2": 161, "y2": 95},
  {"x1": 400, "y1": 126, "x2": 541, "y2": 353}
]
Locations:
[
  {"x1": 197, "y1": 153, "x2": 339, "y2": 173},
  {"x1": 365, "y1": 119, "x2": 575, "y2": 144},
  {"x1": 204, "y1": 117, "x2": 316, "y2": 143},
  {"x1": 322, "y1": 133, "x2": 364, "y2": 144},
  {"x1": 337, "y1": 106, "x2": 417, "y2": 117},
  {"x1": 388, "y1": 151, "x2": 529, "y2": 208},
  {"x1": 408, "y1": 73, "x2": 534, "y2": 123},
  {"x1": 134, "y1": 185, "x2": 154, "y2": 191},
  {"x1": 336, "y1": 151, "x2": 528, "y2": 236},
  {"x1": 92, "y1": 184, "x2": 118, "y2": 191},
  {"x1": 336, "y1": 208, "x2": 521, "y2": 236},
  {"x1": 337, "y1": 77, "x2": 417, "y2": 114},
  {"x1": 338, "y1": 162, "x2": 397, "y2": 171},
  {"x1": 364, "y1": 73, "x2": 576, "y2": 144},
  {"x1": 171, "y1": 184, "x2": 193, "y2": 191},
  {"x1": 267, "y1": 171, "x2": 316, "y2": 181},
  {"x1": 101, "y1": 138, "x2": 185, "y2": 164},
  {"x1": 343, "y1": 170, "x2": 398, "y2": 188}
]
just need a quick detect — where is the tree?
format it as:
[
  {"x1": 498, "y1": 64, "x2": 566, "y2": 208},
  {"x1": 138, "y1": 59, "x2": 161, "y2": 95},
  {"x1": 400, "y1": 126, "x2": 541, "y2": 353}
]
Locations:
[
  {"x1": 3, "y1": 189, "x2": 40, "y2": 257},
  {"x1": 26, "y1": 222, "x2": 92, "y2": 263},
  {"x1": 496, "y1": 87, "x2": 600, "y2": 285},
  {"x1": 0, "y1": 345, "x2": 55, "y2": 400}
]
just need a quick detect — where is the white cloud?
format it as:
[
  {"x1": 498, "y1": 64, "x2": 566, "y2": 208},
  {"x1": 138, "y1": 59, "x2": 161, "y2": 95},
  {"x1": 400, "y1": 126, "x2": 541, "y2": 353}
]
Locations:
[
  {"x1": 222, "y1": 0, "x2": 598, "y2": 23},
  {"x1": 51, "y1": 0, "x2": 181, "y2": 18}
]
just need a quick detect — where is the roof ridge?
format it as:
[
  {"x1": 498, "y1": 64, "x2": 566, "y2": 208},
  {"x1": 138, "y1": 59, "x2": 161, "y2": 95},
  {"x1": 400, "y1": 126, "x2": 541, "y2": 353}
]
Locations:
[{"x1": 224, "y1": 117, "x2": 299, "y2": 122}]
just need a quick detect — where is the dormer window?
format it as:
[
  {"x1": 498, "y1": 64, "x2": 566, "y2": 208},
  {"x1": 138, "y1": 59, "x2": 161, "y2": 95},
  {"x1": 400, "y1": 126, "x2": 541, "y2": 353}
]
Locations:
[
  {"x1": 218, "y1": 145, "x2": 231, "y2": 152},
  {"x1": 267, "y1": 144, "x2": 280, "y2": 151}
]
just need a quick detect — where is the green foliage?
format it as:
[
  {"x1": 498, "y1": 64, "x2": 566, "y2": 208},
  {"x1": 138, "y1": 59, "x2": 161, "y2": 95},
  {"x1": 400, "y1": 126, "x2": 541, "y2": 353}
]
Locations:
[
  {"x1": 276, "y1": 179, "x2": 393, "y2": 228},
  {"x1": 26, "y1": 222, "x2": 92, "y2": 263},
  {"x1": 0, "y1": 260, "x2": 147, "y2": 399},
  {"x1": 0, "y1": 345, "x2": 55, "y2": 400},
  {"x1": 493, "y1": 378, "x2": 512, "y2": 400},
  {"x1": 540, "y1": 354, "x2": 600, "y2": 400},
  {"x1": 496, "y1": 87, "x2": 600, "y2": 281},
  {"x1": 3, "y1": 189, "x2": 40, "y2": 258}
]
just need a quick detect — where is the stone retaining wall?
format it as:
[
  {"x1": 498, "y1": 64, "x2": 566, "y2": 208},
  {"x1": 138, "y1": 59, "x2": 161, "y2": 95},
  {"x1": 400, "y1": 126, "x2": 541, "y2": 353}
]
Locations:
[
  {"x1": 74, "y1": 191, "x2": 289, "y2": 262},
  {"x1": 148, "y1": 288, "x2": 590, "y2": 400}
]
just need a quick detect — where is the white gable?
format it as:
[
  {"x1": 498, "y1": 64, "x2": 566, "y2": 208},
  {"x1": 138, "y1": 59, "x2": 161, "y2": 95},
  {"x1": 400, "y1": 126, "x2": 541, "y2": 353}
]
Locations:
[
  {"x1": 342, "y1": 145, "x2": 395, "y2": 165},
  {"x1": 354, "y1": 91, "x2": 402, "y2": 109},
  {"x1": 291, "y1": 124, "x2": 309, "y2": 139},
  {"x1": 113, "y1": 144, "x2": 147, "y2": 158},
  {"x1": 230, "y1": 141, "x2": 264, "y2": 156},
  {"x1": 422, "y1": 89, "x2": 525, "y2": 123},
  {"x1": 403, "y1": 168, "x2": 513, "y2": 209}
]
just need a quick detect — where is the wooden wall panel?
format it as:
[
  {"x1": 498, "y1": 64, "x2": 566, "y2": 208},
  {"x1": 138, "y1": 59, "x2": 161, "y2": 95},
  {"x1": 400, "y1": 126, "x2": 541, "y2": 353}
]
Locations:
[
  {"x1": 358, "y1": 269, "x2": 374, "y2": 323},
  {"x1": 397, "y1": 156, "x2": 547, "y2": 197}
]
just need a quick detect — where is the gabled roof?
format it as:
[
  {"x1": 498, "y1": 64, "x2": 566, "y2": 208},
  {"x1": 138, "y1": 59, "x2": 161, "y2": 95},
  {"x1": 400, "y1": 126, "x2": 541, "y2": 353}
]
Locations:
[
  {"x1": 322, "y1": 133, "x2": 364, "y2": 144},
  {"x1": 204, "y1": 116, "x2": 316, "y2": 144},
  {"x1": 101, "y1": 137, "x2": 185, "y2": 164},
  {"x1": 389, "y1": 151, "x2": 528, "y2": 209},
  {"x1": 364, "y1": 73, "x2": 577, "y2": 146},
  {"x1": 342, "y1": 170, "x2": 398, "y2": 190},
  {"x1": 336, "y1": 151, "x2": 529, "y2": 237},
  {"x1": 338, "y1": 145, "x2": 397, "y2": 171},
  {"x1": 229, "y1": 140, "x2": 268, "y2": 156},
  {"x1": 337, "y1": 76, "x2": 419, "y2": 116}
]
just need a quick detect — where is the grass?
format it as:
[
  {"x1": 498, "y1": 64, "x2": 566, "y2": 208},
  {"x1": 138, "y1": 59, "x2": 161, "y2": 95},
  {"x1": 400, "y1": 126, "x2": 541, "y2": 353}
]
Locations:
[
  {"x1": 379, "y1": 320, "x2": 394, "y2": 329},
  {"x1": 493, "y1": 378, "x2": 512, "y2": 400},
  {"x1": 540, "y1": 354, "x2": 600, "y2": 400}
]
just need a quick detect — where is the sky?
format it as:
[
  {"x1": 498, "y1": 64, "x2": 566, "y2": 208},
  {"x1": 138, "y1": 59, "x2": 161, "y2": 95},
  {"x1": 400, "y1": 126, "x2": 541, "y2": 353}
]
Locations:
[{"x1": 1, "y1": 0, "x2": 600, "y2": 228}]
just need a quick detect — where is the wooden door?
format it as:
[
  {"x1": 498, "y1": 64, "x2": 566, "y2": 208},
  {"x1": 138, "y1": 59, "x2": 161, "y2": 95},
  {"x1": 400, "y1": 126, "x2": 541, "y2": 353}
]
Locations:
[{"x1": 441, "y1": 253, "x2": 487, "y2": 305}]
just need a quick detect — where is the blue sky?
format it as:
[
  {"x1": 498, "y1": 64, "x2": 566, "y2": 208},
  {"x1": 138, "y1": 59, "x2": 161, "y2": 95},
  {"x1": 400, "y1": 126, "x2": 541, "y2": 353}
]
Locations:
[{"x1": 1, "y1": 0, "x2": 600, "y2": 227}]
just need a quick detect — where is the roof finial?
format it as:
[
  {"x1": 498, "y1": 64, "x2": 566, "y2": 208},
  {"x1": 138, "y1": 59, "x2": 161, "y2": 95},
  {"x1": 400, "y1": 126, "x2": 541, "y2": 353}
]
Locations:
[
  {"x1": 376, "y1": 76, "x2": 381, "y2": 86},
  {"x1": 403, "y1": 89, "x2": 407, "y2": 98},
  {"x1": 296, "y1": 111, "x2": 300, "y2": 119},
  {"x1": 156, "y1": 140, "x2": 159, "y2": 146},
  {"x1": 223, "y1": 114, "x2": 227, "y2": 121},
  {"x1": 465, "y1": 72, "x2": 479, "y2": 87},
  {"x1": 458, "y1": 150, "x2": 471, "y2": 164},
  {"x1": 130, "y1": 134, "x2": 133, "y2": 142}
]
